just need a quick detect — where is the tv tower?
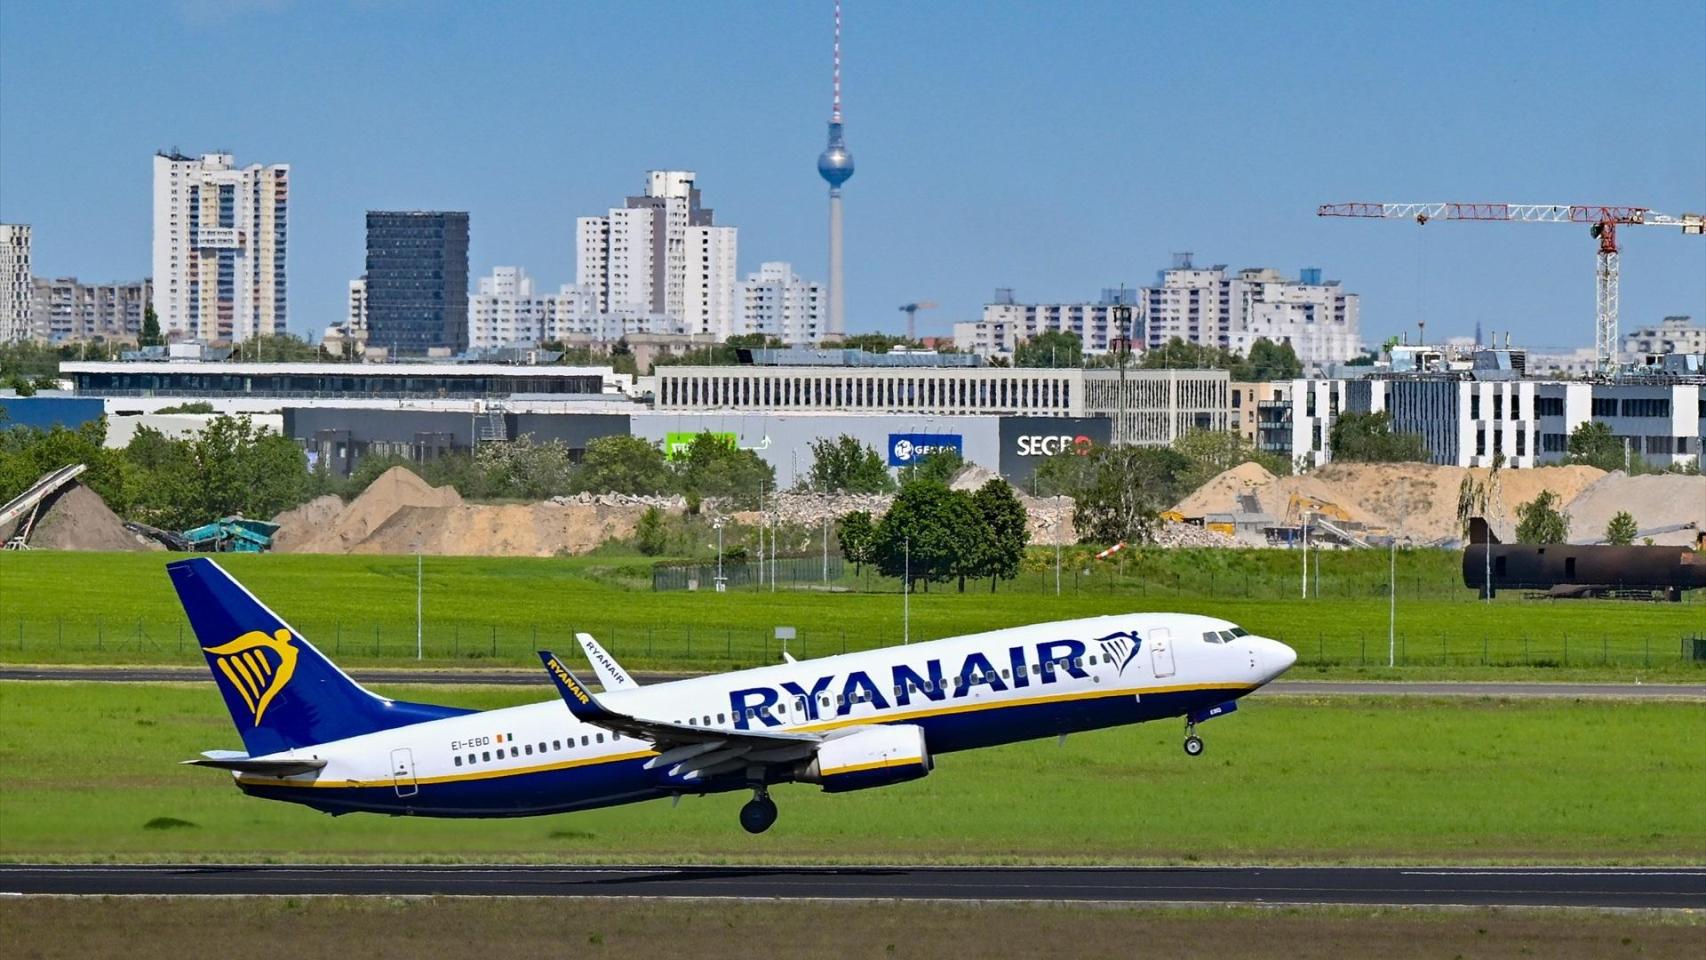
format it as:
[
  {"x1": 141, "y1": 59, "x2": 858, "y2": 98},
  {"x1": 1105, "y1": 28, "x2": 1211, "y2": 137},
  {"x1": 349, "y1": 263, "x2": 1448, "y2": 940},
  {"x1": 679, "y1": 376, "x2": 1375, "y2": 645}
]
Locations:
[{"x1": 817, "y1": 0, "x2": 854, "y2": 339}]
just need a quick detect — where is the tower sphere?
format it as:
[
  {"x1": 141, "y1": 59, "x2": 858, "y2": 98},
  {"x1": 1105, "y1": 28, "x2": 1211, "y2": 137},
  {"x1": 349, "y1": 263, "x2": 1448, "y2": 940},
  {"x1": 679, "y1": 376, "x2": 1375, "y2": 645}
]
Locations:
[{"x1": 818, "y1": 122, "x2": 855, "y2": 189}]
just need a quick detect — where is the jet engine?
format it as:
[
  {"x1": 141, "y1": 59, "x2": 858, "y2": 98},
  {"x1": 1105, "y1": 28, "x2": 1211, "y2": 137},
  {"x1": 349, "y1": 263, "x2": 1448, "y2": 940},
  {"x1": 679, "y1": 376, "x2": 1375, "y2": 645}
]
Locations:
[{"x1": 797, "y1": 724, "x2": 931, "y2": 793}]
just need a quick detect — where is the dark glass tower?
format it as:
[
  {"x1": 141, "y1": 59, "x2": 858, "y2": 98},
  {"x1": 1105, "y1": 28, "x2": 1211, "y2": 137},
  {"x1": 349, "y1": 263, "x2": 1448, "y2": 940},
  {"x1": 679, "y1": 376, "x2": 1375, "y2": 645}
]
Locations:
[{"x1": 365, "y1": 211, "x2": 469, "y2": 355}]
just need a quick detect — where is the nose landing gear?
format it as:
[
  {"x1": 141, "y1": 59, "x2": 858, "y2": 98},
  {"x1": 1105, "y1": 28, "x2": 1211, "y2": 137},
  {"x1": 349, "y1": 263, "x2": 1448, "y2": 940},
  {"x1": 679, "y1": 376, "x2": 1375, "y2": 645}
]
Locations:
[
  {"x1": 739, "y1": 785, "x2": 778, "y2": 834},
  {"x1": 1183, "y1": 721, "x2": 1205, "y2": 757}
]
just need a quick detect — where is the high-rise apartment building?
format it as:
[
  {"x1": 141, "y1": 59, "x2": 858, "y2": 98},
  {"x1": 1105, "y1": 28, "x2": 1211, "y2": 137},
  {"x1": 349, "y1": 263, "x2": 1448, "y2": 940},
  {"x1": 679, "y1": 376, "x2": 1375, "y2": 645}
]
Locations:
[
  {"x1": 151, "y1": 152, "x2": 288, "y2": 343},
  {"x1": 0, "y1": 224, "x2": 30, "y2": 343},
  {"x1": 740, "y1": 262, "x2": 825, "y2": 343},
  {"x1": 575, "y1": 171, "x2": 738, "y2": 338},
  {"x1": 365, "y1": 211, "x2": 469, "y2": 355},
  {"x1": 468, "y1": 267, "x2": 545, "y2": 349},
  {"x1": 30, "y1": 277, "x2": 152, "y2": 343},
  {"x1": 956, "y1": 257, "x2": 1361, "y2": 371}
]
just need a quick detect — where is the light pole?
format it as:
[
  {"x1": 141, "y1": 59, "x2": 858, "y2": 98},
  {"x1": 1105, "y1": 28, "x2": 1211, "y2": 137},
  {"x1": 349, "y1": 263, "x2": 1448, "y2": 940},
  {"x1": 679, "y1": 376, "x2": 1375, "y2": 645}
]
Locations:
[
  {"x1": 714, "y1": 517, "x2": 726, "y2": 592},
  {"x1": 415, "y1": 551, "x2": 423, "y2": 661},
  {"x1": 1388, "y1": 537, "x2": 1397, "y2": 667},
  {"x1": 822, "y1": 514, "x2": 829, "y2": 584},
  {"x1": 1300, "y1": 514, "x2": 1310, "y2": 600},
  {"x1": 1054, "y1": 494, "x2": 1062, "y2": 596},
  {"x1": 903, "y1": 535, "x2": 911, "y2": 645}
]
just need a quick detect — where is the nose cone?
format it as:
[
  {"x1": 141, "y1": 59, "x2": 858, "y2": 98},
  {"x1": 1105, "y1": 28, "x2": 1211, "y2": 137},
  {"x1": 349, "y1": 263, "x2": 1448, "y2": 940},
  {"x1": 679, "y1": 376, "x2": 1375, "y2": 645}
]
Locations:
[{"x1": 1257, "y1": 637, "x2": 1297, "y2": 683}]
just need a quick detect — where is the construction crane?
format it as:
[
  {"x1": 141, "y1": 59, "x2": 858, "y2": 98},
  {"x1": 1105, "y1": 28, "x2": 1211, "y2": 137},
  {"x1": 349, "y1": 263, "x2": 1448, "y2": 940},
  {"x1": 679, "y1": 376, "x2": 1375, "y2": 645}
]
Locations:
[
  {"x1": 1318, "y1": 202, "x2": 1704, "y2": 373},
  {"x1": 898, "y1": 301, "x2": 937, "y2": 342}
]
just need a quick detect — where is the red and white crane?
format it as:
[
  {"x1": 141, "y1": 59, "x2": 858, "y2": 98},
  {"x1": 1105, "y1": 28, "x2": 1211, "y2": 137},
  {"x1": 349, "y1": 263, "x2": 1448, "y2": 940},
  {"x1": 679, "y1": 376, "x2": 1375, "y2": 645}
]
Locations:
[{"x1": 1318, "y1": 202, "x2": 1704, "y2": 373}]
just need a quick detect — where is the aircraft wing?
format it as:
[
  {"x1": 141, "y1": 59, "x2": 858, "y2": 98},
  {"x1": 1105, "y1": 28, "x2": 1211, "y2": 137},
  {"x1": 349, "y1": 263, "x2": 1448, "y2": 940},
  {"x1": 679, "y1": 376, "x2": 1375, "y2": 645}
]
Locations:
[
  {"x1": 538, "y1": 651, "x2": 820, "y2": 781},
  {"x1": 576, "y1": 632, "x2": 639, "y2": 691}
]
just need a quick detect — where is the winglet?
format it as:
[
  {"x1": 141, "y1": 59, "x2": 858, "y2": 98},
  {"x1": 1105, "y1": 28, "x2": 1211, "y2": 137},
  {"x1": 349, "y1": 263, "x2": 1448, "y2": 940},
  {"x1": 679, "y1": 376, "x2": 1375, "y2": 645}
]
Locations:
[
  {"x1": 538, "y1": 650, "x2": 604, "y2": 722},
  {"x1": 575, "y1": 632, "x2": 638, "y2": 690}
]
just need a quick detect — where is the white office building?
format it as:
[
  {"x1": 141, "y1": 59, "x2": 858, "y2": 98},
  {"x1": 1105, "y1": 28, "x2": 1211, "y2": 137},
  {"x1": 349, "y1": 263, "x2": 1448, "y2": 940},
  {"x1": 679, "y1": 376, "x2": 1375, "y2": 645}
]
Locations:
[
  {"x1": 347, "y1": 277, "x2": 368, "y2": 339},
  {"x1": 151, "y1": 152, "x2": 289, "y2": 343},
  {"x1": 575, "y1": 171, "x2": 738, "y2": 339},
  {"x1": 0, "y1": 223, "x2": 30, "y2": 343},
  {"x1": 740, "y1": 262, "x2": 826, "y2": 343}
]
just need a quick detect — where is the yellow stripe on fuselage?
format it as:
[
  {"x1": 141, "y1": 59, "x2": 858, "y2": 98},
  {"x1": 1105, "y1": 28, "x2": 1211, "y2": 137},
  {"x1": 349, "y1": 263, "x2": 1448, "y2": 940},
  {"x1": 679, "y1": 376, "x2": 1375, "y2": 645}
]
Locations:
[
  {"x1": 821, "y1": 756, "x2": 925, "y2": 777},
  {"x1": 235, "y1": 680, "x2": 1253, "y2": 791}
]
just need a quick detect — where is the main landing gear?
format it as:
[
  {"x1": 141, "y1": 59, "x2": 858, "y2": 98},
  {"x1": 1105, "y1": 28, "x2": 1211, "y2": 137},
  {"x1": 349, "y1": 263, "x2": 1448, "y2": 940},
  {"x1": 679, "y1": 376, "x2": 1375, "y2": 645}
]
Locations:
[
  {"x1": 739, "y1": 785, "x2": 778, "y2": 834},
  {"x1": 1183, "y1": 721, "x2": 1205, "y2": 758}
]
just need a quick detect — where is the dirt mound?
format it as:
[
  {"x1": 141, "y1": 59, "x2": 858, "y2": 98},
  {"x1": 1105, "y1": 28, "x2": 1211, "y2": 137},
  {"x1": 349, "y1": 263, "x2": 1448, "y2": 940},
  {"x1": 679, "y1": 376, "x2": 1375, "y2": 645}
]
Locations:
[
  {"x1": 279, "y1": 467, "x2": 463, "y2": 554},
  {"x1": 23, "y1": 483, "x2": 161, "y2": 551},
  {"x1": 269, "y1": 495, "x2": 345, "y2": 552},
  {"x1": 1565, "y1": 472, "x2": 1706, "y2": 545},
  {"x1": 354, "y1": 501, "x2": 649, "y2": 557},
  {"x1": 1173, "y1": 461, "x2": 1608, "y2": 544}
]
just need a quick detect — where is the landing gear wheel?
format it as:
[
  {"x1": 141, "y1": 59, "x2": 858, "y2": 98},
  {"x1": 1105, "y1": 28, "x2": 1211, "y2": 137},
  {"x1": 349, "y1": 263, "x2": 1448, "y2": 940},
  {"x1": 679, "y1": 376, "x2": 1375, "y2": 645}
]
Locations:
[
  {"x1": 1183, "y1": 735, "x2": 1204, "y2": 757},
  {"x1": 739, "y1": 792, "x2": 778, "y2": 834}
]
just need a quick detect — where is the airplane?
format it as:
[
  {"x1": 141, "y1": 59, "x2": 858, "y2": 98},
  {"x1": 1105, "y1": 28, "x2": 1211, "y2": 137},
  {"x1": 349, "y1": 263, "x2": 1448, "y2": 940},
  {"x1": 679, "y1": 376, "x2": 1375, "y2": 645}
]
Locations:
[{"x1": 173, "y1": 556, "x2": 1297, "y2": 833}]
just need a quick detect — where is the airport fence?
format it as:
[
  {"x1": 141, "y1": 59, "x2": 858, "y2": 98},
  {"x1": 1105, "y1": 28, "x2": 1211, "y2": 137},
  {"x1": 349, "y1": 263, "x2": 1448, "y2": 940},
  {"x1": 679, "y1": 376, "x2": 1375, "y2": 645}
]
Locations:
[{"x1": 2, "y1": 612, "x2": 1701, "y2": 674}]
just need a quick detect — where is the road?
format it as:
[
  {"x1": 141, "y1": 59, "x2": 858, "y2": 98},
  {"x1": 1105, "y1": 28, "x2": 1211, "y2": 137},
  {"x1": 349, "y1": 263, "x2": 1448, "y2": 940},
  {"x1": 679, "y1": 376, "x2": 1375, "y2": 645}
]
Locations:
[
  {"x1": 1, "y1": 665, "x2": 1701, "y2": 699},
  {"x1": 1, "y1": 864, "x2": 1700, "y2": 908}
]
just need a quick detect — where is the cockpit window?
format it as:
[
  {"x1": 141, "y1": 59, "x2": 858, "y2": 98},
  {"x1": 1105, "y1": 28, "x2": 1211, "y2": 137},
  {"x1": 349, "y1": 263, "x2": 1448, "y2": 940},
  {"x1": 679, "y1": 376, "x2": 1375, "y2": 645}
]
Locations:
[
  {"x1": 1202, "y1": 631, "x2": 1223, "y2": 644},
  {"x1": 1229, "y1": 627, "x2": 1250, "y2": 637},
  {"x1": 1218, "y1": 630, "x2": 1237, "y2": 643}
]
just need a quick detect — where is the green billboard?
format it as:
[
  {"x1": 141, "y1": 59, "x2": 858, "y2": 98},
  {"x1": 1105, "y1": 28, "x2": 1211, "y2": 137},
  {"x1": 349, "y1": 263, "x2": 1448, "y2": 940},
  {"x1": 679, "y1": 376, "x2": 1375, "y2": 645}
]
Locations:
[{"x1": 664, "y1": 431, "x2": 738, "y2": 461}]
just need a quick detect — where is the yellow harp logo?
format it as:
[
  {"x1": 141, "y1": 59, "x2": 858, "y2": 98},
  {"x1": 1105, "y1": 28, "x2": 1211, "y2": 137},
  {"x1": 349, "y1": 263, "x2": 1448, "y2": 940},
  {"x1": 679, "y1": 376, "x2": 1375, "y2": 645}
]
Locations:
[{"x1": 203, "y1": 629, "x2": 299, "y2": 726}]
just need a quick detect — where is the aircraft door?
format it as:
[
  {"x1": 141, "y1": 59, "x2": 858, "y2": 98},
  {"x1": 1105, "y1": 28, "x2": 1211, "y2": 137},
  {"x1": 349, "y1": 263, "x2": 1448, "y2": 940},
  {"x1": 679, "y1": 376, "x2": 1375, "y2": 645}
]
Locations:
[
  {"x1": 390, "y1": 747, "x2": 418, "y2": 798},
  {"x1": 1150, "y1": 629, "x2": 1176, "y2": 678}
]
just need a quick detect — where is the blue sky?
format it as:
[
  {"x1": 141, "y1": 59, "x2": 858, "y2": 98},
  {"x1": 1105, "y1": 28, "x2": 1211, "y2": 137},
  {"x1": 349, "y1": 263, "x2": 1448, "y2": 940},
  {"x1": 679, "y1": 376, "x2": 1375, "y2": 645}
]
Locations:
[{"x1": 1, "y1": 0, "x2": 1702, "y2": 349}]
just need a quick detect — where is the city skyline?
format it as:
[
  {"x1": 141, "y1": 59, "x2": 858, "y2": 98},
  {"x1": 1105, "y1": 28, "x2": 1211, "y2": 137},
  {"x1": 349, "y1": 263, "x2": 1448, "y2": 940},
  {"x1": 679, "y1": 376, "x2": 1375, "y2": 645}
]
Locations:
[{"x1": 1, "y1": 1, "x2": 1701, "y2": 349}]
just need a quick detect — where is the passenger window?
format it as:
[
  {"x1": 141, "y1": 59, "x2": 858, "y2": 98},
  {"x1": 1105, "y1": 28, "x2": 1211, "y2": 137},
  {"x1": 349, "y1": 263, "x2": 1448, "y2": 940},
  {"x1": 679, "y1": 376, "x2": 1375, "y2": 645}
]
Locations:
[
  {"x1": 510, "y1": 746, "x2": 519, "y2": 757},
  {"x1": 893, "y1": 685, "x2": 903, "y2": 697},
  {"x1": 923, "y1": 681, "x2": 935, "y2": 693},
  {"x1": 1001, "y1": 669, "x2": 1011, "y2": 678},
  {"x1": 596, "y1": 733, "x2": 605, "y2": 744},
  {"x1": 1073, "y1": 657, "x2": 1083, "y2": 669},
  {"x1": 482, "y1": 751, "x2": 491, "y2": 762},
  {"x1": 524, "y1": 744, "x2": 533, "y2": 755},
  {"x1": 454, "y1": 755, "x2": 463, "y2": 767},
  {"x1": 539, "y1": 742, "x2": 547, "y2": 753},
  {"x1": 703, "y1": 715, "x2": 710, "y2": 725},
  {"x1": 836, "y1": 694, "x2": 846, "y2": 706},
  {"x1": 467, "y1": 753, "x2": 475, "y2": 765},
  {"x1": 553, "y1": 740, "x2": 561, "y2": 751},
  {"x1": 719, "y1": 713, "x2": 728, "y2": 724},
  {"x1": 1031, "y1": 664, "x2": 1040, "y2": 675},
  {"x1": 580, "y1": 736, "x2": 589, "y2": 747}
]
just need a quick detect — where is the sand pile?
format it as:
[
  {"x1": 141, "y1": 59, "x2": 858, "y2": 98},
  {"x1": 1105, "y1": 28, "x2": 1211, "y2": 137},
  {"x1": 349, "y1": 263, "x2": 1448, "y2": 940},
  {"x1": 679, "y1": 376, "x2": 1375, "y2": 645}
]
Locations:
[
  {"x1": 1172, "y1": 462, "x2": 1610, "y2": 544},
  {"x1": 271, "y1": 466, "x2": 647, "y2": 557},
  {"x1": 17, "y1": 483, "x2": 161, "y2": 551},
  {"x1": 1565, "y1": 472, "x2": 1706, "y2": 545}
]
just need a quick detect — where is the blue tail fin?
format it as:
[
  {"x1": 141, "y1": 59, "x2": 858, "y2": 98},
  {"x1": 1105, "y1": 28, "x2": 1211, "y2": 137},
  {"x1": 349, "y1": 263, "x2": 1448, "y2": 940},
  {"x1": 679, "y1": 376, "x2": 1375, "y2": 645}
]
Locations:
[{"x1": 169, "y1": 557, "x2": 470, "y2": 755}]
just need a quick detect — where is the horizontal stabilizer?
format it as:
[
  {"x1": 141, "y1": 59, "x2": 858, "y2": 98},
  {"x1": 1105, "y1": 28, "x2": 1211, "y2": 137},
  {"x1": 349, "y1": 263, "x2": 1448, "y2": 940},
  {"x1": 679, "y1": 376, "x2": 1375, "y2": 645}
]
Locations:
[{"x1": 182, "y1": 752, "x2": 326, "y2": 776}]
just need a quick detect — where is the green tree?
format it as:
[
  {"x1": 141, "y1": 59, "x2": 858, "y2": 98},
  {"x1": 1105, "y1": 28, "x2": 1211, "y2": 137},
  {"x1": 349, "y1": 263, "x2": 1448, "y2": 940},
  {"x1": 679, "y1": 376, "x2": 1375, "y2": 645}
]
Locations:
[
  {"x1": 899, "y1": 447, "x2": 964, "y2": 485},
  {"x1": 1604, "y1": 510, "x2": 1638, "y2": 545},
  {"x1": 1329, "y1": 411, "x2": 1431, "y2": 463},
  {"x1": 970, "y1": 478, "x2": 1029, "y2": 591},
  {"x1": 1070, "y1": 445, "x2": 1193, "y2": 544},
  {"x1": 236, "y1": 333, "x2": 328, "y2": 363},
  {"x1": 872, "y1": 480, "x2": 973, "y2": 590},
  {"x1": 836, "y1": 510, "x2": 877, "y2": 575},
  {"x1": 0, "y1": 419, "x2": 130, "y2": 514},
  {"x1": 123, "y1": 415, "x2": 309, "y2": 530},
  {"x1": 1013, "y1": 330, "x2": 1085, "y2": 368},
  {"x1": 823, "y1": 333, "x2": 921, "y2": 354},
  {"x1": 1240, "y1": 338, "x2": 1303, "y2": 380},
  {"x1": 473, "y1": 435, "x2": 577, "y2": 499},
  {"x1": 634, "y1": 506, "x2": 669, "y2": 556},
  {"x1": 1171, "y1": 429, "x2": 1289, "y2": 491},
  {"x1": 806, "y1": 435, "x2": 894, "y2": 493},
  {"x1": 1566, "y1": 421, "x2": 1626, "y2": 472},
  {"x1": 140, "y1": 305, "x2": 163, "y2": 347},
  {"x1": 1515, "y1": 490, "x2": 1570, "y2": 544},
  {"x1": 1030, "y1": 444, "x2": 1101, "y2": 497},
  {"x1": 676, "y1": 432, "x2": 774, "y2": 507},
  {"x1": 1140, "y1": 336, "x2": 1240, "y2": 371},
  {"x1": 575, "y1": 435, "x2": 674, "y2": 495}
]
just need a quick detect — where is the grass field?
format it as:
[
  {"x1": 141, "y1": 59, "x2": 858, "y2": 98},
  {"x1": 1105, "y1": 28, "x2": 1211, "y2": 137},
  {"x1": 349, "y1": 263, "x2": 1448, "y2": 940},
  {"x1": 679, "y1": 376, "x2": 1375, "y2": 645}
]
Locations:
[
  {"x1": 2, "y1": 681, "x2": 1701, "y2": 865},
  {"x1": 5, "y1": 898, "x2": 1700, "y2": 960},
  {"x1": 0, "y1": 550, "x2": 1701, "y2": 679}
]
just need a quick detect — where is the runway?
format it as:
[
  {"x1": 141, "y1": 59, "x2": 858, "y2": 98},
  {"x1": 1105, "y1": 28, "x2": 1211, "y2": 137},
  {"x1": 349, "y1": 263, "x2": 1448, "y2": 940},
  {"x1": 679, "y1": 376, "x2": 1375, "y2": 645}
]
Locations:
[
  {"x1": 2, "y1": 864, "x2": 1700, "y2": 908},
  {"x1": 2, "y1": 665, "x2": 1702, "y2": 699}
]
